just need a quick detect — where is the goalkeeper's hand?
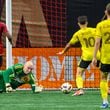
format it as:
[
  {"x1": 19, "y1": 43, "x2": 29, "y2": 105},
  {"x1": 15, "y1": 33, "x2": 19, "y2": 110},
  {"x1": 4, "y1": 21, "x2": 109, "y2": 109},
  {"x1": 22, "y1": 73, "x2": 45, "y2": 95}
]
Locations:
[
  {"x1": 34, "y1": 85, "x2": 43, "y2": 93},
  {"x1": 5, "y1": 83, "x2": 13, "y2": 93}
]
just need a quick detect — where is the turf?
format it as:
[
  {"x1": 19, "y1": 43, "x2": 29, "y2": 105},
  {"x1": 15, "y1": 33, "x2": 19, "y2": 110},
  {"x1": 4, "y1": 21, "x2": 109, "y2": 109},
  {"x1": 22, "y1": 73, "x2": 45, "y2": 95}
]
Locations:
[{"x1": 0, "y1": 90, "x2": 110, "y2": 110}]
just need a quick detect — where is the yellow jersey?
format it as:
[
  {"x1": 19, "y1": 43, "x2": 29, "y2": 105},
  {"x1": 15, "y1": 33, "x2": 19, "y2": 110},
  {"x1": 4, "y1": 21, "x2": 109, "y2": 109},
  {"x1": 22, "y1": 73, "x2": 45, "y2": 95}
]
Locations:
[
  {"x1": 96, "y1": 19, "x2": 110, "y2": 64},
  {"x1": 70, "y1": 27, "x2": 100, "y2": 61}
]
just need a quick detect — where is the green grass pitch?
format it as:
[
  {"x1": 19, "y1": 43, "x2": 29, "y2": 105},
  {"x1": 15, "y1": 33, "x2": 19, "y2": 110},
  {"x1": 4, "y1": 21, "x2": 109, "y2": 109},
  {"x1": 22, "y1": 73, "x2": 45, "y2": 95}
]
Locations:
[{"x1": 0, "y1": 90, "x2": 110, "y2": 110}]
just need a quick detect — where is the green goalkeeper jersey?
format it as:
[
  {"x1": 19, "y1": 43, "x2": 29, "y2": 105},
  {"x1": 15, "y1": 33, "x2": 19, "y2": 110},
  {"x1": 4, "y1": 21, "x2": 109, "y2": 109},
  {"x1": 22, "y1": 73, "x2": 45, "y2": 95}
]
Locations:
[{"x1": 2, "y1": 63, "x2": 36, "y2": 92}]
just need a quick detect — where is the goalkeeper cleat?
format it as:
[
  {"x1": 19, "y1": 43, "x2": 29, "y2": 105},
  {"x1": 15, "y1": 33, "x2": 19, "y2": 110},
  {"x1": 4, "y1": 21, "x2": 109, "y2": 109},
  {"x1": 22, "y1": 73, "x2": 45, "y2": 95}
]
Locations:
[
  {"x1": 72, "y1": 89, "x2": 84, "y2": 96},
  {"x1": 100, "y1": 103, "x2": 108, "y2": 109}
]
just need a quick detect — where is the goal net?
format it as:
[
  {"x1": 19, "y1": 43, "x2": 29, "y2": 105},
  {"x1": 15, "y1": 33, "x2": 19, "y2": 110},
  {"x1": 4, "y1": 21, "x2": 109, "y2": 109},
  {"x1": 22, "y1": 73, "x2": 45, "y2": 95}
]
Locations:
[{"x1": 1, "y1": 0, "x2": 105, "y2": 89}]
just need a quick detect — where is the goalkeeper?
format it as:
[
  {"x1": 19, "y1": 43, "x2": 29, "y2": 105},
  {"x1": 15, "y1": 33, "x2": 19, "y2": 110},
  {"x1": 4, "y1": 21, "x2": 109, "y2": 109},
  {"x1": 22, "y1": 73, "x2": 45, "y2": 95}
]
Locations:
[{"x1": 0, "y1": 61, "x2": 43, "y2": 93}]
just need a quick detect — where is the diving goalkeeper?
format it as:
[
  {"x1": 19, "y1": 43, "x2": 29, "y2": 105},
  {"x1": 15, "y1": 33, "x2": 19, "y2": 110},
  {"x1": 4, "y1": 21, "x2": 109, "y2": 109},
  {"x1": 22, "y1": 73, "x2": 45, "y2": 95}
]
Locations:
[{"x1": 0, "y1": 61, "x2": 43, "y2": 93}]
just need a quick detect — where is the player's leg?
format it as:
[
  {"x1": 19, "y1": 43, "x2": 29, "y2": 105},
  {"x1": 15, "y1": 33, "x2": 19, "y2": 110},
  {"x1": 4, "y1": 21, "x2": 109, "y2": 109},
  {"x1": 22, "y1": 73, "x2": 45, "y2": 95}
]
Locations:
[
  {"x1": 76, "y1": 67, "x2": 85, "y2": 89},
  {"x1": 72, "y1": 59, "x2": 91, "y2": 96},
  {"x1": 100, "y1": 63, "x2": 109, "y2": 108},
  {"x1": 72, "y1": 67, "x2": 85, "y2": 96},
  {"x1": 100, "y1": 72, "x2": 109, "y2": 108}
]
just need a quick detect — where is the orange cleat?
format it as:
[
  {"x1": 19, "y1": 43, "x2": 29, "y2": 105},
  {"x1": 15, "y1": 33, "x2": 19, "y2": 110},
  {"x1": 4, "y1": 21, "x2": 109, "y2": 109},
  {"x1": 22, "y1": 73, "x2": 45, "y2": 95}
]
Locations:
[{"x1": 72, "y1": 89, "x2": 84, "y2": 96}]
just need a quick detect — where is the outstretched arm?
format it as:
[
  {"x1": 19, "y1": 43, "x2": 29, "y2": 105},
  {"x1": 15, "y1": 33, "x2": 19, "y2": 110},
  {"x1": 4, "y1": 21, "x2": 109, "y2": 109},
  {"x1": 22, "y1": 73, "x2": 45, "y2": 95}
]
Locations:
[
  {"x1": 3, "y1": 67, "x2": 14, "y2": 92},
  {"x1": 57, "y1": 32, "x2": 78, "y2": 55},
  {"x1": 2, "y1": 32, "x2": 12, "y2": 45},
  {"x1": 57, "y1": 43, "x2": 72, "y2": 55},
  {"x1": 28, "y1": 73, "x2": 43, "y2": 93}
]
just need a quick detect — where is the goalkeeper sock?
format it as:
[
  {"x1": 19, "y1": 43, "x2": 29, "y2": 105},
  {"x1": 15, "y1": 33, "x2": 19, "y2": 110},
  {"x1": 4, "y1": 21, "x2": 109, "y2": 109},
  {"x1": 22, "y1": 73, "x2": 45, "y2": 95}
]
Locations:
[
  {"x1": 100, "y1": 80, "x2": 108, "y2": 103},
  {"x1": 76, "y1": 75, "x2": 83, "y2": 89}
]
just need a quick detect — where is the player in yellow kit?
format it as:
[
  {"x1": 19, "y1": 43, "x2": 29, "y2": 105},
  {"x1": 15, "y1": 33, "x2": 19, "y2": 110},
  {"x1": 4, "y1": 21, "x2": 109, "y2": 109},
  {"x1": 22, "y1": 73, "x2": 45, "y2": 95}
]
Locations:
[
  {"x1": 92, "y1": 3, "x2": 110, "y2": 109},
  {"x1": 57, "y1": 16, "x2": 100, "y2": 96}
]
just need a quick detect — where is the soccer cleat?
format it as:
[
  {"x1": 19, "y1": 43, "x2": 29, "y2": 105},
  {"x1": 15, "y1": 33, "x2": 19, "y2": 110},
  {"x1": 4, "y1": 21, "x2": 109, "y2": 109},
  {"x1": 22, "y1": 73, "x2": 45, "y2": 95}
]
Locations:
[
  {"x1": 72, "y1": 89, "x2": 84, "y2": 96},
  {"x1": 100, "y1": 103, "x2": 108, "y2": 109}
]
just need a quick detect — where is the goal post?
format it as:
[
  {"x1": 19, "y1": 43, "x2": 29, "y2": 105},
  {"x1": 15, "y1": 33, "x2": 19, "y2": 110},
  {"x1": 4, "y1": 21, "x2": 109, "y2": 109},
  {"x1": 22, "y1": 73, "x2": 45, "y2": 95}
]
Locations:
[{"x1": 6, "y1": 0, "x2": 12, "y2": 68}]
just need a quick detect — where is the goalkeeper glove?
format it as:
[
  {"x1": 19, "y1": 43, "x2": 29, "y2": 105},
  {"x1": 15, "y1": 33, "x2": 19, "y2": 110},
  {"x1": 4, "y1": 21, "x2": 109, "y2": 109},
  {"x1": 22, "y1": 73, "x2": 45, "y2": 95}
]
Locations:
[
  {"x1": 5, "y1": 83, "x2": 13, "y2": 93},
  {"x1": 34, "y1": 85, "x2": 43, "y2": 93}
]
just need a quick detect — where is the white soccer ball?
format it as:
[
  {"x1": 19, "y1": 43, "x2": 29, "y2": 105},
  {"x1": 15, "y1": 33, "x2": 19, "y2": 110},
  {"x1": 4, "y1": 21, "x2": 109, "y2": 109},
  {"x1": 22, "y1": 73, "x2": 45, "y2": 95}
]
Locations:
[{"x1": 61, "y1": 82, "x2": 72, "y2": 94}]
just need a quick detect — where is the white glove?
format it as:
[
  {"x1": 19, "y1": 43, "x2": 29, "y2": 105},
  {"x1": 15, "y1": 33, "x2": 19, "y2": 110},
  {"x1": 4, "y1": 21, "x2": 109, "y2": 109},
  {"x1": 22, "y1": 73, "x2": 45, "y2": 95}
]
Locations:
[
  {"x1": 5, "y1": 83, "x2": 13, "y2": 93},
  {"x1": 35, "y1": 85, "x2": 43, "y2": 93}
]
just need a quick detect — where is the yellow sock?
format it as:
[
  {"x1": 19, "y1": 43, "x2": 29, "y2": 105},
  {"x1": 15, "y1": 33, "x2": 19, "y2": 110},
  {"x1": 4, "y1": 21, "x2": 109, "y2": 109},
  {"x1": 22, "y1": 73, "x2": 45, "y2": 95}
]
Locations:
[
  {"x1": 76, "y1": 75, "x2": 83, "y2": 89},
  {"x1": 100, "y1": 80, "x2": 108, "y2": 100}
]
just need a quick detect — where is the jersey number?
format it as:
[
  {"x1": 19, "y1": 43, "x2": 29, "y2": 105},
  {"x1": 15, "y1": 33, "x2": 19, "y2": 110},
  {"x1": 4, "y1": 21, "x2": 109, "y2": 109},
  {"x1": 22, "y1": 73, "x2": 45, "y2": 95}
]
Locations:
[
  {"x1": 83, "y1": 37, "x2": 95, "y2": 48},
  {"x1": 104, "y1": 32, "x2": 110, "y2": 44}
]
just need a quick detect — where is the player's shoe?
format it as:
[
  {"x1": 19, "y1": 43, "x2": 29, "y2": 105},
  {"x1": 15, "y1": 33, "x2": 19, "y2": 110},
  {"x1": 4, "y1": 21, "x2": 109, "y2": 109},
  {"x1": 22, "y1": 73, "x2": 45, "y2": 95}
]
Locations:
[
  {"x1": 100, "y1": 103, "x2": 109, "y2": 109},
  {"x1": 72, "y1": 89, "x2": 84, "y2": 96}
]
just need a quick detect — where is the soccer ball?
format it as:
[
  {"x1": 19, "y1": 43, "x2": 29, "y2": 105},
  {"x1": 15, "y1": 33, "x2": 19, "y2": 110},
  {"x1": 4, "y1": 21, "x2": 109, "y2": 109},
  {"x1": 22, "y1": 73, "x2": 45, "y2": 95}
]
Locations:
[{"x1": 61, "y1": 82, "x2": 72, "y2": 94}]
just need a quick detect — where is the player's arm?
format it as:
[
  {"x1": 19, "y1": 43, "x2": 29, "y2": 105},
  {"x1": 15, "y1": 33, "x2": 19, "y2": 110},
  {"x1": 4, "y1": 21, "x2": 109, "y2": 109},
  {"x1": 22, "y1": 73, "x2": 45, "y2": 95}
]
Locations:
[
  {"x1": 2, "y1": 67, "x2": 14, "y2": 92},
  {"x1": 2, "y1": 23, "x2": 12, "y2": 45},
  {"x1": 2, "y1": 32, "x2": 12, "y2": 45},
  {"x1": 57, "y1": 43, "x2": 72, "y2": 55},
  {"x1": 92, "y1": 37, "x2": 101, "y2": 66},
  {"x1": 28, "y1": 73, "x2": 43, "y2": 93},
  {"x1": 3, "y1": 67, "x2": 13, "y2": 83},
  {"x1": 57, "y1": 33, "x2": 79, "y2": 55},
  {"x1": 92, "y1": 23, "x2": 101, "y2": 66}
]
